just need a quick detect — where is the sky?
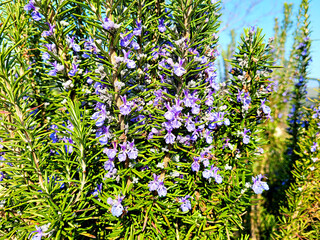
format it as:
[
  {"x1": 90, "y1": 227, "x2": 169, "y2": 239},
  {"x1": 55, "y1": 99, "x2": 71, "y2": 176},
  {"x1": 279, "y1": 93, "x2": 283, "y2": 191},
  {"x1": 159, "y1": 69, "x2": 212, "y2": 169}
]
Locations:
[{"x1": 219, "y1": 0, "x2": 320, "y2": 87}]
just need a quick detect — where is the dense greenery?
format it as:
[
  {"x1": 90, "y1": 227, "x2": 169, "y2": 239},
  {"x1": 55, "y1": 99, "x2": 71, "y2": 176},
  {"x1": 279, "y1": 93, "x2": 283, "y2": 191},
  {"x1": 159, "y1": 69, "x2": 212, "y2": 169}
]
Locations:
[{"x1": 0, "y1": 0, "x2": 318, "y2": 239}]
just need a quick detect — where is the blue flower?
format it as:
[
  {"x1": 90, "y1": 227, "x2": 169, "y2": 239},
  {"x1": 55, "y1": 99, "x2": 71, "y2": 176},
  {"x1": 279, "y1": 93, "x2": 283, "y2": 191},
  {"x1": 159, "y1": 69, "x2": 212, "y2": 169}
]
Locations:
[
  {"x1": 202, "y1": 165, "x2": 222, "y2": 183},
  {"x1": 67, "y1": 36, "x2": 81, "y2": 52},
  {"x1": 148, "y1": 174, "x2": 167, "y2": 197},
  {"x1": 191, "y1": 157, "x2": 200, "y2": 172},
  {"x1": 311, "y1": 142, "x2": 318, "y2": 153},
  {"x1": 41, "y1": 22, "x2": 55, "y2": 38},
  {"x1": 180, "y1": 195, "x2": 192, "y2": 212},
  {"x1": 157, "y1": 182, "x2": 167, "y2": 197},
  {"x1": 91, "y1": 104, "x2": 107, "y2": 127},
  {"x1": 148, "y1": 174, "x2": 160, "y2": 191},
  {"x1": 107, "y1": 195, "x2": 125, "y2": 217},
  {"x1": 133, "y1": 20, "x2": 142, "y2": 36},
  {"x1": 96, "y1": 126, "x2": 112, "y2": 145},
  {"x1": 24, "y1": 1, "x2": 35, "y2": 11},
  {"x1": 122, "y1": 50, "x2": 136, "y2": 69},
  {"x1": 111, "y1": 203, "x2": 124, "y2": 217},
  {"x1": 242, "y1": 128, "x2": 251, "y2": 144},
  {"x1": 68, "y1": 63, "x2": 79, "y2": 76},
  {"x1": 29, "y1": 225, "x2": 43, "y2": 240},
  {"x1": 92, "y1": 183, "x2": 102, "y2": 197},
  {"x1": 173, "y1": 58, "x2": 186, "y2": 77},
  {"x1": 120, "y1": 33, "x2": 133, "y2": 48},
  {"x1": 31, "y1": 11, "x2": 42, "y2": 21},
  {"x1": 158, "y1": 18, "x2": 166, "y2": 33},
  {"x1": 164, "y1": 129, "x2": 176, "y2": 144},
  {"x1": 252, "y1": 174, "x2": 269, "y2": 194},
  {"x1": 119, "y1": 95, "x2": 132, "y2": 115}
]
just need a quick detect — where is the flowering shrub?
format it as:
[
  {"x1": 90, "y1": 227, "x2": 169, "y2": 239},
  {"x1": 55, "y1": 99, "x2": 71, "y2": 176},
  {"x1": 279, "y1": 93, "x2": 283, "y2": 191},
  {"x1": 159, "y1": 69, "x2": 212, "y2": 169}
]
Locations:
[{"x1": 1, "y1": 0, "x2": 316, "y2": 239}]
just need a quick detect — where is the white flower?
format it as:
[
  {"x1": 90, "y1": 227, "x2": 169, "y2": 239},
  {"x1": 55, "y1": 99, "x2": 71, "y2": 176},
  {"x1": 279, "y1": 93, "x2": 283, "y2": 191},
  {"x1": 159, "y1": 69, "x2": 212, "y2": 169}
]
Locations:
[
  {"x1": 298, "y1": 187, "x2": 303, "y2": 191},
  {"x1": 60, "y1": 20, "x2": 69, "y2": 26},
  {"x1": 56, "y1": 64, "x2": 64, "y2": 72},
  {"x1": 170, "y1": 171, "x2": 180, "y2": 177},
  {"x1": 310, "y1": 166, "x2": 315, "y2": 171},
  {"x1": 115, "y1": 81, "x2": 125, "y2": 90},
  {"x1": 241, "y1": 189, "x2": 246, "y2": 194},
  {"x1": 156, "y1": 162, "x2": 165, "y2": 169},
  {"x1": 61, "y1": 99, "x2": 67, "y2": 105},
  {"x1": 62, "y1": 80, "x2": 74, "y2": 89},
  {"x1": 219, "y1": 105, "x2": 227, "y2": 111},
  {"x1": 228, "y1": 143, "x2": 234, "y2": 150},
  {"x1": 0, "y1": 200, "x2": 6, "y2": 208},
  {"x1": 224, "y1": 164, "x2": 232, "y2": 170},
  {"x1": 132, "y1": 177, "x2": 139, "y2": 184},
  {"x1": 312, "y1": 157, "x2": 318, "y2": 162},
  {"x1": 245, "y1": 182, "x2": 252, "y2": 188},
  {"x1": 172, "y1": 155, "x2": 180, "y2": 162}
]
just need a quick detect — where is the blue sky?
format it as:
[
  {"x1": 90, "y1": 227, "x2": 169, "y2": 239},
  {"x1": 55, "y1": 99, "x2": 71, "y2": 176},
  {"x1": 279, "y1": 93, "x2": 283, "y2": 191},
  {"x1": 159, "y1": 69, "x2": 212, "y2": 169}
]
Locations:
[{"x1": 219, "y1": 0, "x2": 320, "y2": 87}]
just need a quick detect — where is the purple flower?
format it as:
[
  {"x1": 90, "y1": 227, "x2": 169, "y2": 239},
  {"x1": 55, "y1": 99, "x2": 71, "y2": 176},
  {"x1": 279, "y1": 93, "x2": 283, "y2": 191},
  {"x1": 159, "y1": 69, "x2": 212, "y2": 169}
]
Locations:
[
  {"x1": 119, "y1": 95, "x2": 132, "y2": 115},
  {"x1": 185, "y1": 114, "x2": 196, "y2": 132},
  {"x1": 118, "y1": 142, "x2": 128, "y2": 162},
  {"x1": 157, "y1": 181, "x2": 167, "y2": 197},
  {"x1": 131, "y1": 41, "x2": 140, "y2": 50},
  {"x1": 104, "y1": 159, "x2": 115, "y2": 171},
  {"x1": 261, "y1": 99, "x2": 271, "y2": 115},
  {"x1": 122, "y1": 50, "x2": 136, "y2": 69},
  {"x1": 44, "y1": 43, "x2": 56, "y2": 53},
  {"x1": 204, "y1": 129, "x2": 213, "y2": 144},
  {"x1": 311, "y1": 142, "x2": 318, "y2": 153},
  {"x1": 173, "y1": 58, "x2": 186, "y2": 77},
  {"x1": 237, "y1": 90, "x2": 251, "y2": 111},
  {"x1": 48, "y1": 61, "x2": 64, "y2": 76},
  {"x1": 91, "y1": 104, "x2": 107, "y2": 127},
  {"x1": 63, "y1": 137, "x2": 73, "y2": 154},
  {"x1": 148, "y1": 174, "x2": 160, "y2": 191},
  {"x1": 164, "y1": 103, "x2": 175, "y2": 121},
  {"x1": 117, "y1": 140, "x2": 138, "y2": 162},
  {"x1": 67, "y1": 36, "x2": 81, "y2": 52},
  {"x1": 92, "y1": 183, "x2": 102, "y2": 197},
  {"x1": 202, "y1": 165, "x2": 222, "y2": 183},
  {"x1": 108, "y1": 195, "x2": 125, "y2": 217},
  {"x1": 31, "y1": 11, "x2": 42, "y2": 21},
  {"x1": 102, "y1": 18, "x2": 115, "y2": 30},
  {"x1": 148, "y1": 174, "x2": 167, "y2": 197},
  {"x1": 24, "y1": 1, "x2": 35, "y2": 11},
  {"x1": 103, "y1": 142, "x2": 118, "y2": 159},
  {"x1": 205, "y1": 92, "x2": 214, "y2": 106},
  {"x1": 252, "y1": 174, "x2": 269, "y2": 194},
  {"x1": 191, "y1": 157, "x2": 200, "y2": 172},
  {"x1": 96, "y1": 126, "x2": 112, "y2": 145},
  {"x1": 180, "y1": 195, "x2": 192, "y2": 212},
  {"x1": 127, "y1": 140, "x2": 138, "y2": 159},
  {"x1": 242, "y1": 128, "x2": 251, "y2": 144},
  {"x1": 41, "y1": 22, "x2": 55, "y2": 38},
  {"x1": 29, "y1": 225, "x2": 43, "y2": 240},
  {"x1": 68, "y1": 63, "x2": 79, "y2": 76},
  {"x1": 164, "y1": 129, "x2": 176, "y2": 144},
  {"x1": 133, "y1": 20, "x2": 142, "y2": 36},
  {"x1": 42, "y1": 52, "x2": 50, "y2": 61},
  {"x1": 120, "y1": 33, "x2": 133, "y2": 48},
  {"x1": 158, "y1": 18, "x2": 166, "y2": 33}
]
